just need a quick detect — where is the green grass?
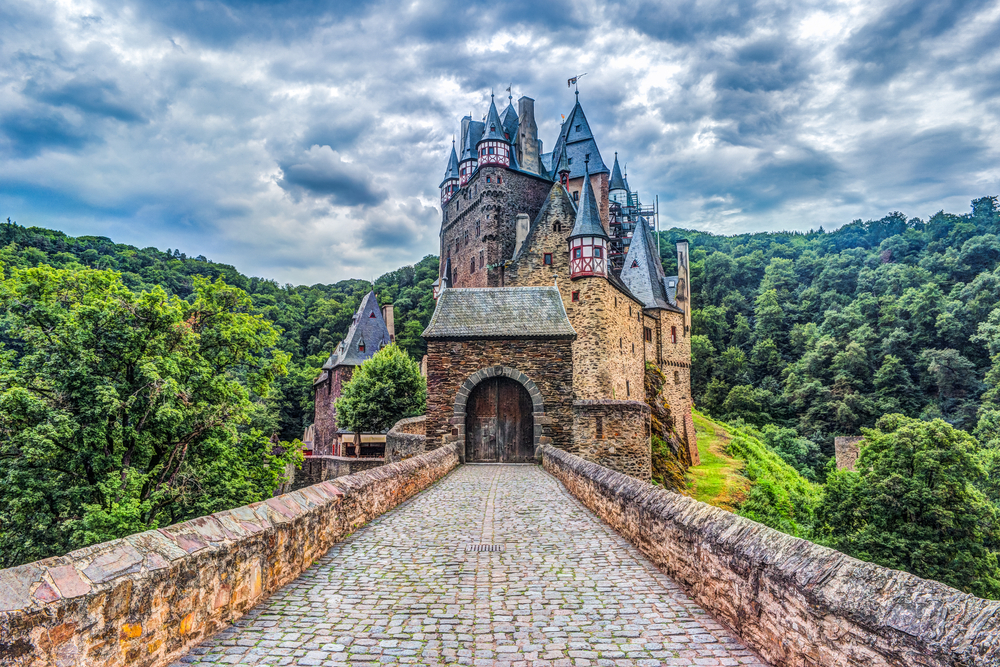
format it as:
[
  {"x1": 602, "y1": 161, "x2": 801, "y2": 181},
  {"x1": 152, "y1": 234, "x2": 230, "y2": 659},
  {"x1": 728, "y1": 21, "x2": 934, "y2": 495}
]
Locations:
[
  {"x1": 686, "y1": 412, "x2": 749, "y2": 510},
  {"x1": 686, "y1": 409, "x2": 822, "y2": 538}
]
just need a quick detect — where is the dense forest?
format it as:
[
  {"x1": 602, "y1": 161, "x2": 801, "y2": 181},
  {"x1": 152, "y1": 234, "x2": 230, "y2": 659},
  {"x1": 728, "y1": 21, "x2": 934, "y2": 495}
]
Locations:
[
  {"x1": 2, "y1": 196, "x2": 999, "y2": 596},
  {"x1": 0, "y1": 220, "x2": 439, "y2": 442}
]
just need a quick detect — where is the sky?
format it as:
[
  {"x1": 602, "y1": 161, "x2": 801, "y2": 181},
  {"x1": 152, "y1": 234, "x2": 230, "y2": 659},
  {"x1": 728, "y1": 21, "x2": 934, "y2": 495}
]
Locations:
[{"x1": 2, "y1": 0, "x2": 999, "y2": 285}]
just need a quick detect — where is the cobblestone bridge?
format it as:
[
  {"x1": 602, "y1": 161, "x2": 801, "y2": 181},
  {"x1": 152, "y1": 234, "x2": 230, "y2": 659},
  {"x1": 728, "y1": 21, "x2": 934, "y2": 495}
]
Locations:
[{"x1": 173, "y1": 464, "x2": 764, "y2": 667}]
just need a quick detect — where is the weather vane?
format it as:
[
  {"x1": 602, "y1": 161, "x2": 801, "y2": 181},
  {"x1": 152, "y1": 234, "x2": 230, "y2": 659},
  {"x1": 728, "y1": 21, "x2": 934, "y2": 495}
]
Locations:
[{"x1": 567, "y1": 73, "x2": 587, "y2": 92}]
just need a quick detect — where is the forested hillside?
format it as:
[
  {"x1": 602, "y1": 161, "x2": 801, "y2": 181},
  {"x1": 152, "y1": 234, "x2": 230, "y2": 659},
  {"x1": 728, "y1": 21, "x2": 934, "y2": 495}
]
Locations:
[
  {"x1": 0, "y1": 219, "x2": 439, "y2": 441},
  {"x1": 658, "y1": 196, "x2": 1000, "y2": 480}
]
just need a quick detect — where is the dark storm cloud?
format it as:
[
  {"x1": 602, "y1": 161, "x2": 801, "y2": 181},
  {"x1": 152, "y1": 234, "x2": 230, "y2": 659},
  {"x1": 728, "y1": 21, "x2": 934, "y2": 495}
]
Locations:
[
  {"x1": 2, "y1": 0, "x2": 999, "y2": 283},
  {"x1": 840, "y1": 0, "x2": 994, "y2": 85},
  {"x1": 277, "y1": 147, "x2": 387, "y2": 207}
]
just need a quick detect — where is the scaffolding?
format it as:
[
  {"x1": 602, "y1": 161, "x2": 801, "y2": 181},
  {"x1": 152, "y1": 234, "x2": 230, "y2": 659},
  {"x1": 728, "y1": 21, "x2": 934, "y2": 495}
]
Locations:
[{"x1": 608, "y1": 191, "x2": 657, "y2": 277}]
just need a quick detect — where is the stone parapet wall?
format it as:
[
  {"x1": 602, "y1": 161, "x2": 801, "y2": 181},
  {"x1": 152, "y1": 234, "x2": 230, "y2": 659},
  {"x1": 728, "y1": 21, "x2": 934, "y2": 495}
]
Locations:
[
  {"x1": 290, "y1": 455, "x2": 384, "y2": 492},
  {"x1": 386, "y1": 416, "x2": 427, "y2": 464},
  {"x1": 572, "y1": 400, "x2": 651, "y2": 480},
  {"x1": 539, "y1": 444, "x2": 1000, "y2": 667},
  {"x1": 0, "y1": 444, "x2": 461, "y2": 667}
]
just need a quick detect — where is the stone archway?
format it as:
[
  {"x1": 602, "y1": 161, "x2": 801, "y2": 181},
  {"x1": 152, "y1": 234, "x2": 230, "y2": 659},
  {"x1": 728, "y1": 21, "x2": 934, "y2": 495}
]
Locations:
[{"x1": 453, "y1": 366, "x2": 544, "y2": 462}]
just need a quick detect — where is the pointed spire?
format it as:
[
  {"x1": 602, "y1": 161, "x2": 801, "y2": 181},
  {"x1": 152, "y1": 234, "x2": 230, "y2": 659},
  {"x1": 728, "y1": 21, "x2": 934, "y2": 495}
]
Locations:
[
  {"x1": 610, "y1": 152, "x2": 627, "y2": 192},
  {"x1": 569, "y1": 159, "x2": 607, "y2": 240},
  {"x1": 478, "y1": 95, "x2": 507, "y2": 144},
  {"x1": 440, "y1": 139, "x2": 460, "y2": 187},
  {"x1": 620, "y1": 214, "x2": 671, "y2": 310},
  {"x1": 556, "y1": 146, "x2": 570, "y2": 177}
]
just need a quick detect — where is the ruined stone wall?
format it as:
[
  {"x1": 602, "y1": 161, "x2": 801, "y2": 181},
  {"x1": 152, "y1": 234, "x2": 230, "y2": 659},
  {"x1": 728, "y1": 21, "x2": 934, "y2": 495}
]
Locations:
[
  {"x1": 835, "y1": 436, "x2": 862, "y2": 470},
  {"x1": 385, "y1": 416, "x2": 427, "y2": 464},
  {"x1": 0, "y1": 444, "x2": 461, "y2": 667},
  {"x1": 424, "y1": 339, "x2": 574, "y2": 451},
  {"x1": 289, "y1": 456, "x2": 384, "y2": 491},
  {"x1": 540, "y1": 445, "x2": 999, "y2": 667},
  {"x1": 441, "y1": 167, "x2": 552, "y2": 288},
  {"x1": 572, "y1": 400, "x2": 651, "y2": 480}
]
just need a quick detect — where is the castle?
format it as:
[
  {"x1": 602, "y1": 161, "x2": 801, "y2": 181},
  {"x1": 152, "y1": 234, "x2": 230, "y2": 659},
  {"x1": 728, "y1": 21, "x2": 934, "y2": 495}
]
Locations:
[{"x1": 421, "y1": 90, "x2": 697, "y2": 480}]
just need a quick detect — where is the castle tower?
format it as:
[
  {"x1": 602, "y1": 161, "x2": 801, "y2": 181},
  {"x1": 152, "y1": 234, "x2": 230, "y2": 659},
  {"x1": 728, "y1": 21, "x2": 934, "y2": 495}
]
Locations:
[
  {"x1": 517, "y1": 96, "x2": 540, "y2": 174},
  {"x1": 440, "y1": 140, "x2": 460, "y2": 205},
  {"x1": 458, "y1": 116, "x2": 480, "y2": 186},
  {"x1": 609, "y1": 152, "x2": 628, "y2": 205},
  {"x1": 477, "y1": 95, "x2": 511, "y2": 168},
  {"x1": 557, "y1": 148, "x2": 570, "y2": 187},
  {"x1": 568, "y1": 161, "x2": 609, "y2": 279}
]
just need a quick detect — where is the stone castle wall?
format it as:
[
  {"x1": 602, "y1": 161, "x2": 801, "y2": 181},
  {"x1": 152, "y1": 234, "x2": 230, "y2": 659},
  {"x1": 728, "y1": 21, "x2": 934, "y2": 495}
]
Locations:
[
  {"x1": 424, "y1": 339, "x2": 575, "y2": 452},
  {"x1": 441, "y1": 166, "x2": 552, "y2": 288},
  {"x1": 658, "y1": 308, "x2": 697, "y2": 463},
  {"x1": 0, "y1": 444, "x2": 461, "y2": 667},
  {"x1": 289, "y1": 456, "x2": 384, "y2": 492},
  {"x1": 385, "y1": 416, "x2": 427, "y2": 464},
  {"x1": 540, "y1": 444, "x2": 1000, "y2": 667},
  {"x1": 312, "y1": 366, "x2": 352, "y2": 456},
  {"x1": 572, "y1": 400, "x2": 652, "y2": 480}
]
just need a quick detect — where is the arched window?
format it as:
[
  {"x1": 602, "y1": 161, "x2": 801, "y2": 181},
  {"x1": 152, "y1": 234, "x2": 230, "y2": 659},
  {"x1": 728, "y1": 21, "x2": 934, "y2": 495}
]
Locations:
[{"x1": 553, "y1": 221, "x2": 561, "y2": 232}]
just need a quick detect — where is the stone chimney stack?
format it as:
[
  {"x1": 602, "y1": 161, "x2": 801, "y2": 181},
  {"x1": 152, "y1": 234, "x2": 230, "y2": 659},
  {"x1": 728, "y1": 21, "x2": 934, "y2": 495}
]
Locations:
[
  {"x1": 675, "y1": 240, "x2": 691, "y2": 336},
  {"x1": 517, "y1": 96, "x2": 539, "y2": 175},
  {"x1": 381, "y1": 303, "x2": 395, "y2": 342}
]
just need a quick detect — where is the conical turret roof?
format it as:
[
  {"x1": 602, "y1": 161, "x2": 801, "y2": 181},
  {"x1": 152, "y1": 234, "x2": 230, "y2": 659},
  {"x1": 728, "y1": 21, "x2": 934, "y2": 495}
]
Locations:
[
  {"x1": 556, "y1": 146, "x2": 570, "y2": 175},
  {"x1": 568, "y1": 163, "x2": 607, "y2": 240},
  {"x1": 610, "y1": 152, "x2": 627, "y2": 191},
  {"x1": 460, "y1": 120, "x2": 483, "y2": 162},
  {"x1": 620, "y1": 217, "x2": 678, "y2": 311},
  {"x1": 440, "y1": 141, "x2": 460, "y2": 187},
  {"x1": 478, "y1": 96, "x2": 507, "y2": 144}
]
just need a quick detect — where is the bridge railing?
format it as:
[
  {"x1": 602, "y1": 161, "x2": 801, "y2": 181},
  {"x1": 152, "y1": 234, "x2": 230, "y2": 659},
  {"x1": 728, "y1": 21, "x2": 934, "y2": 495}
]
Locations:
[
  {"x1": 538, "y1": 443, "x2": 1000, "y2": 667},
  {"x1": 0, "y1": 443, "x2": 461, "y2": 667}
]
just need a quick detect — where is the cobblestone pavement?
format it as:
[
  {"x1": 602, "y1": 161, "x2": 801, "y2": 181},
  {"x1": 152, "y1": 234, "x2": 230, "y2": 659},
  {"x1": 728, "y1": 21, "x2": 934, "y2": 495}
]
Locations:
[{"x1": 174, "y1": 464, "x2": 767, "y2": 667}]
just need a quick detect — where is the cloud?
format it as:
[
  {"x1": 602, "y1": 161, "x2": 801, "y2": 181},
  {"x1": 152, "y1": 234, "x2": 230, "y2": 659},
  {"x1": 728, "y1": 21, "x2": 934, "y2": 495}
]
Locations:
[
  {"x1": 0, "y1": 0, "x2": 998, "y2": 284},
  {"x1": 277, "y1": 146, "x2": 387, "y2": 207}
]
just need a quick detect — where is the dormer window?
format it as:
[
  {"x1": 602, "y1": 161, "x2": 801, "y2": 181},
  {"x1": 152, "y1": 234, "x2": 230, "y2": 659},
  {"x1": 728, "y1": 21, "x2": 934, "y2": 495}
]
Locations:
[
  {"x1": 631, "y1": 259, "x2": 639, "y2": 268},
  {"x1": 668, "y1": 280, "x2": 676, "y2": 287},
  {"x1": 490, "y1": 124, "x2": 495, "y2": 131},
  {"x1": 369, "y1": 311, "x2": 376, "y2": 318},
  {"x1": 575, "y1": 124, "x2": 581, "y2": 132},
  {"x1": 358, "y1": 342, "x2": 365, "y2": 352}
]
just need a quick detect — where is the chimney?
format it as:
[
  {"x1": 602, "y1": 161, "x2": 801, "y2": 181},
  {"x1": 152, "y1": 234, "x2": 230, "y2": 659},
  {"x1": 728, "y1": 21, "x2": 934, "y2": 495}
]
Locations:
[
  {"x1": 517, "y1": 96, "x2": 539, "y2": 174},
  {"x1": 514, "y1": 213, "x2": 530, "y2": 257},
  {"x1": 381, "y1": 303, "x2": 395, "y2": 342},
  {"x1": 675, "y1": 240, "x2": 691, "y2": 336}
]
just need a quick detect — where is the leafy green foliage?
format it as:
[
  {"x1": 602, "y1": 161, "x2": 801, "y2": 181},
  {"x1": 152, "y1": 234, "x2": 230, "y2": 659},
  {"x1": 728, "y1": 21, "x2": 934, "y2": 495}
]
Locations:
[
  {"x1": 0, "y1": 264, "x2": 297, "y2": 567},
  {"x1": 816, "y1": 415, "x2": 1000, "y2": 599},
  {"x1": 334, "y1": 344, "x2": 426, "y2": 434},
  {"x1": 0, "y1": 219, "x2": 439, "y2": 440}
]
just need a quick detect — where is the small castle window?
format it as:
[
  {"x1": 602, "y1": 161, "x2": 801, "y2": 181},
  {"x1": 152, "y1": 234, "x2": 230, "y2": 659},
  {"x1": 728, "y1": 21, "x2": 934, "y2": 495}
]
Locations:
[
  {"x1": 632, "y1": 342, "x2": 635, "y2": 353},
  {"x1": 671, "y1": 326, "x2": 677, "y2": 344},
  {"x1": 470, "y1": 259, "x2": 475, "y2": 274},
  {"x1": 594, "y1": 247, "x2": 602, "y2": 258},
  {"x1": 497, "y1": 174, "x2": 502, "y2": 184},
  {"x1": 574, "y1": 247, "x2": 582, "y2": 259},
  {"x1": 369, "y1": 311, "x2": 376, "y2": 318},
  {"x1": 568, "y1": 157, "x2": 573, "y2": 164},
  {"x1": 644, "y1": 327, "x2": 653, "y2": 342},
  {"x1": 358, "y1": 342, "x2": 365, "y2": 352},
  {"x1": 489, "y1": 147, "x2": 495, "y2": 155},
  {"x1": 631, "y1": 259, "x2": 639, "y2": 268},
  {"x1": 573, "y1": 191, "x2": 579, "y2": 202},
  {"x1": 572, "y1": 291, "x2": 579, "y2": 302},
  {"x1": 629, "y1": 305, "x2": 632, "y2": 317},
  {"x1": 626, "y1": 379, "x2": 630, "y2": 397},
  {"x1": 596, "y1": 416, "x2": 603, "y2": 440},
  {"x1": 490, "y1": 124, "x2": 495, "y2": 131},
  {"x1": 619, "y1": 337, "x2": 622, "y2": 350},
  {"x1": 486, "y1": 176, "x2": 491, "y2": 183},
  {"x1": 544, "y1": 253, "x2": 552, "y2": 265},
  {"x1": 479, "y1": 250, "x2": 484, "y2": 268},
  {"x1": 575, "y1": 124, "x2": 581, "y2": 132},
  {"x1": 475, "y1": 222, "x2": 480, "y2": 237},
  {"x1": 553, "y1": 221, "x2": 561, "y2": 232}
]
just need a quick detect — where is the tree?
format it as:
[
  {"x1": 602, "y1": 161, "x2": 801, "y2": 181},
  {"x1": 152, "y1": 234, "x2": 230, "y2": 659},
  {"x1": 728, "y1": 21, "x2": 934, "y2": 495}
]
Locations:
[
  {"x1": 0, "y1": 265, "x2": 295, "y2": 568},
  {"x1": 817, "y1": 415, "x2": 1000, "y2": 599},
  {"x1": 334, "y1": 343, "x2": 426, "y2": 434}
]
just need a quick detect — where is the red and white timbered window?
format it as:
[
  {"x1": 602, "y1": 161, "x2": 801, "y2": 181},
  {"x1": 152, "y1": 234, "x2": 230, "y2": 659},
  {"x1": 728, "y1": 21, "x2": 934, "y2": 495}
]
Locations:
[
  {"x1": 478, "y1": 141, "x2": 509, "y2": 166},
  {"x1": 568, "y1": 236, "x2": 608, "y2": 278}
]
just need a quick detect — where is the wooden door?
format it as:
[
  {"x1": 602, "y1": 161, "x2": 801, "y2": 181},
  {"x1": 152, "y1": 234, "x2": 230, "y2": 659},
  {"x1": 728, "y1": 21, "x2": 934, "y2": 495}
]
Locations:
[{"x1": 465, "y1": 377, "x2": 534, "y2": 462}]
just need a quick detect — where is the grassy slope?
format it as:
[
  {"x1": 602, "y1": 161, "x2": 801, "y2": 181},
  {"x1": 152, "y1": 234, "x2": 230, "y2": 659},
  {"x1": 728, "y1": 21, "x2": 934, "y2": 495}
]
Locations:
[{"x1": 686, "y1": 409, "x2": 821, "y2": 537}]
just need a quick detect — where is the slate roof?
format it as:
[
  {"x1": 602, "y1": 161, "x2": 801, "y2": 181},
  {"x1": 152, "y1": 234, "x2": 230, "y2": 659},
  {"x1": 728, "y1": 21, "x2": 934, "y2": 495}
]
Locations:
[
  {"x1": 619, "y1": 217, "x2": 682, "y2": 313},
  {"x1": 568, "y1": 163, "x2": 608, "y2": 241},
  {"x1": 610, "y1": 152, "x2": 627, "y2": 191},
  {"x1": 440, "y1": 141, "x2": 460, "y2": 187},
  {"x1": 460, "y1": 120, "x2": 484, "y2": 162},
  {"x1": 550, "y1": 96, "x2": 609, "y2": 179},
  {"x1": 479, "y1": 97, "x2": 507, "y2": 144},
  {"x1": 320, "y1": 291, "x2": 392, "y2": 370},
  {"x1": 499, "y1": 100, "x2": 519, "y2": 140},
  {"x1": 423, "y1": 286, "x2": 576, "y2": 339}
]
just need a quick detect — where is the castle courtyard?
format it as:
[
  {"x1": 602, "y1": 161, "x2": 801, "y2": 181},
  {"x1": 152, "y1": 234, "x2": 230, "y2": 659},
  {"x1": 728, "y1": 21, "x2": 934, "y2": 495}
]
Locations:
[{"x1": 172, "y1": 464, "x2": 764, "y2": 667}]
